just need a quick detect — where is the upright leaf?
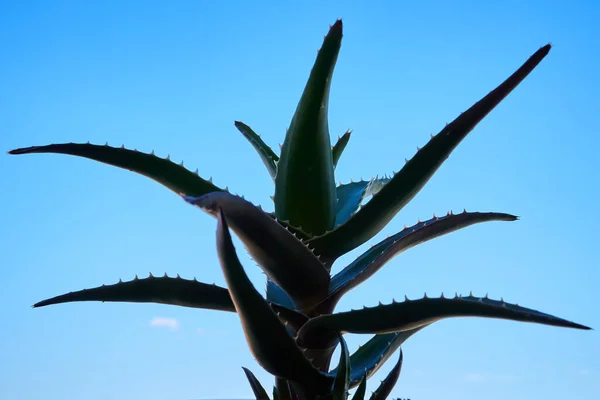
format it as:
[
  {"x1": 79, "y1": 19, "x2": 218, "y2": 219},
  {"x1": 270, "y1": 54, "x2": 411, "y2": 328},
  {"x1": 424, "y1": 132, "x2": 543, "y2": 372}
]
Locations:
[
  {"x1": 8, "y1": 143, "x2": 222, "y2": 197},
  {"x1": 274, "y1": 20, "x2": 343, "y2": 235},
  {"x1": 307, "y1": 45, "x2": 553, "y2": 261},
  {"x1": 350, "y1": 376, "x2": 367, "y2": 400},
  {"x1": 369, "y1": 350, "x2": 403, "y2": 400},
  {"x1": 332, "y1": 335, "x2": 351, "y2": 400},
  {"x1": 242, "y1": 367, "x2": 271, "y2": 400},
  {"x1": 332, "y1": 130, "x2": 352, "y2": 169},
  {"x1": 215, "y1": 209, "x2": 333, "y2": 395},
  {"x1": 185, "y1": 192, "x2": 330, "y2": 309},
  {"x1": 235, "y1": 121, "x2": 279, "y2": 179}
]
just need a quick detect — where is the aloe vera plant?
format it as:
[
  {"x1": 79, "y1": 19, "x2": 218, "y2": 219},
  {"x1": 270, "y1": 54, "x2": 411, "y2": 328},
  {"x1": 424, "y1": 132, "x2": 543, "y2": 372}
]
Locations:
[{"x1": 9, "y1": 20, "x2": 591, "y2": 400}]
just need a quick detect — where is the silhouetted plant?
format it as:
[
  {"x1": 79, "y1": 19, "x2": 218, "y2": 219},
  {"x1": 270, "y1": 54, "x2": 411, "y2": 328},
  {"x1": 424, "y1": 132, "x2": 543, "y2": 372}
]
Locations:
[{"x1": 10, "y1": 20, "x2": 591, "y2": 400}]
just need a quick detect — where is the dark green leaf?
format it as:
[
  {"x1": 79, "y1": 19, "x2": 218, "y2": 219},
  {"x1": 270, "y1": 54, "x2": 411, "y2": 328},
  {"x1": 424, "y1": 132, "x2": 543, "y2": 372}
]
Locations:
[
  {"x1": 235, "y1": 121, "x2": 279, "y2": 179},
  {"x1": 350, "y1": 375, "x2": 367, "y2": 400},
  {"x1": 307, "y1": 45, "x2": 553, "y2": 261},
  {"x1": 330, "y1": 327, "x2": 426, "y2": 388},
  {"x1": 369, "y1": 350, "x2": 403, "y2": 400},
  {"x1": 274, "y1": 20, "x2": 343, "y2": 235},
  {"x1": 298, "y1": 294, "x2": 591, "y2": 347},
  {"x1": 8, "y1": 143, "x2": 222, "y2": 197},
  {"x1": 242, "y1": 367, "x2": 271, "y2": 400},
  {"x1": 215, "y1": 209, "x2": 333, "y2": 394},
  {"x1": 332, "y1": 130, "x2": 352, "y2": 169},
  {"x1": 33, "y1": 275, "x2": 308, "y2": 332},
  {"x1": 328, "y1": 211, "x2": 517, "y2": 302},
  {"x1": 185, "y1": 192, "x2": 330, "y2": 309},
  {"x1": 332, "y1": 335, "x2": 351, "y2": 400},
  {"x1": 33, "y1": 274, "x2": 235, "y2": 311}
]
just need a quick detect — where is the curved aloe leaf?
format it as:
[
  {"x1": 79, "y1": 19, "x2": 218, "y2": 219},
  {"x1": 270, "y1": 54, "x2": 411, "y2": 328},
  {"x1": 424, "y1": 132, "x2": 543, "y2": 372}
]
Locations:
[
  {"x1": 335, "y1": 177, "x2": 391, "y2": 229},
  {"x1": 33, "y1": 274, "x2": 235, "y2": 311},
  {"x1": 33, "y1": 275, "x2": 308, "y2": 331},
  {"x1": 351, "y1": 376, "x2": 367, "y2": 400},
  {"x1": 274, "y1": 20, "x2": 343, "y2": 235},
  {"x1": 332, "y1": 335, "x2": 351, "y2": 400},
  {"x1": 369, "y1": 350, "x2": 403, "y2": 400},
  {"x1": 330, "y1": 327, "x2": 426, "y2": 388},
  {"x1": 215, "y1": 208, "x2": 333, "y2": 394},
  {"x1": 185, "y1": 192, "x2": 330, "y2": 309},
  {"x1": 235, "y1": 121, "x2": 279, "y2": 179},
  {"x1": 8, "y1": 143, "x2": 222, "y2": 197},
  {"x1": 243, "y1": 367, "x2": 271, "y2": 400},
  {"x1": 332, "y1": 130, "x2": 351, "y2": 169},
  {"x1": 307, "y1": 44, "x2": 552, "y2": 261},
  {"x1": 328, "y1": 211, "x2": 517, "y2": 301},
  {"x1": 298, "y1": 294, "x2": 590, "y2": 347}
]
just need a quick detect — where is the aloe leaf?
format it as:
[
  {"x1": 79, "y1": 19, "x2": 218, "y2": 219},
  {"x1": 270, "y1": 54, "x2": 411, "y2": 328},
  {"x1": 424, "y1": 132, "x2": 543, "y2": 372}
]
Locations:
[
  {"x1": 350, "y1": 375, "x2": 367, "y2": 400},
  {"x1": 274, "y1": 378, "x2": 294, "y2": 400},
  {"x1": 33, "y1": 274, "x2": 235, "y2": 311},
  {"x1": 265, "y1": 278, "x2": 297, "y2": 310},
  {"x1": 235, "y1": 121, "x2": 279, "y2": 179},
  {"x1": 332, "y1": 335, "x2": 351, "y2": 400},
  {"x1": 332, "y1": 130, "x2": 352, "y2": 169},
  {"x1": 272, "y1": 386, "x2": 279, "y2": 400},
  {"x1": 274, "y1": 20, "x2": 343, "y2": 235},
  {"x1": 307, "y1": 44, "x2": 553, "y2": 261},
  {"x1": 8, "y1": 143, "x2": 222, "y2": 197},
  {"x1": 242, "y1": 367, "x2": 271, "y2": 400},
  {"x1": 328, "y1": 211, "x2": 517, "y2": 301},
  {"x1": 33, "y1": 275, "x2": 308, "y2": 331},
  {"x1": 330, "y1": 327, "x2": 426, "y2": 388},
  {"x1": 215, "y1": 208, "x2": 334, "y2": 394},
  {"x1": 298, "y1": 294, "x2": 591, "y2": 347},
  {"x1": 185, "y1": 191, "x2": 330, "y2": 309},
  {"x1": 369, "y1": 350, "x2": 403, "y2": 400},
  {"x1": 335, "y1": 177, "x2": 391, "y2": 228}
]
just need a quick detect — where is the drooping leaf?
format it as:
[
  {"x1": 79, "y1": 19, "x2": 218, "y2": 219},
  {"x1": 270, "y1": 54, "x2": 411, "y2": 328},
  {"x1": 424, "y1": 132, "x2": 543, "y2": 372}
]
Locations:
[
  {"x1": 307, "y1": 44, "x2": 553, "y2": 262},
  {"x1": 332, "y1": 130, "x2": 352, "y2": 169},
  {"x1": 242, "y1": 367, "x2": 271, "y2": 400},
  {"x1": 33, "y1": 274, "x2": 235, "y2": 311},
  {"x1": 215, "y1": 208, "x2": 333, "y2": 395},
  {"x1": 298, "y1": 294, "x2": 591, "y2": 347},
  {"x1": 330, "y1": 327, "x2": 426, "y2": 388},
  {"x1": 274, "y1": 20, "x2": 343, "y2": 235},
  {"x1": 327, "y1": 211, "x2": 517, "y2": 302},
  {"x1": 332, "y1": 335, "x2": 351, "y2": 400},
  {"x1": 185, "y1": 192, "x2": 330, "y2": 309},
  {"x1": 235, "y1": 121, "x2": 279, "y2": 179},
  {"x1": 335, "y1": 177, "x2": 391, "y2": 229},
  {"x1": 8, "y1": 143, "x2": 222, "y2": 197},
  {"x1": 350, "y1": 375, "x2": 367, "y2": 400},
  {"x1": 369, "y1": 350, "x2": 403, "y2": 400}
]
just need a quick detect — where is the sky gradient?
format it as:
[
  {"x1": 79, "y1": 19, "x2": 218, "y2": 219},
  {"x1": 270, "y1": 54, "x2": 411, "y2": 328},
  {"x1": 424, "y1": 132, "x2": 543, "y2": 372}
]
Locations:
[{"x1": 1, "y1": 1, "x2": 599, "y2": 399}]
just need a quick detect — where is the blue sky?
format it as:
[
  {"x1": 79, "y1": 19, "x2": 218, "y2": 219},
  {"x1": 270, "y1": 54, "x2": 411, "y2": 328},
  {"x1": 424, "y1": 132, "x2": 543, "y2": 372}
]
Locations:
[{"x1": 1, "y1": 1, "x2": 599, "y2": 399}]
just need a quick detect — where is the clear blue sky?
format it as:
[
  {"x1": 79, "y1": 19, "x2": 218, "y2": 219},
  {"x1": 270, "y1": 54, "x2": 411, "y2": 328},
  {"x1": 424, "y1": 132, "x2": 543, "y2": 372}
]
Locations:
[{"x1": 1, "y1": 1, "x2": 598, "y2": 399}]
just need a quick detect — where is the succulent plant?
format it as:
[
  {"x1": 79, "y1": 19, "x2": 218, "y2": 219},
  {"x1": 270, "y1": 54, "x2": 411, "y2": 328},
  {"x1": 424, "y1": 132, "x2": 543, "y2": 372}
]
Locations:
[{"x1": 9, "y1": 19, "x2": 591, "y2": 400}]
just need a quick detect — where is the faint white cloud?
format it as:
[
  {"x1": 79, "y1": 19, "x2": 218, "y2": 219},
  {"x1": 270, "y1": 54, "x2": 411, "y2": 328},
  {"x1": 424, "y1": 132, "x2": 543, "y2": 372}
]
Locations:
[
  {"x1": 579, "y1": 369, "x2": 590, "y2": 376},
  {"x1": 150, "y1": 317, "x2": 180, "y2": 331},
  {"x1": 464, "y1": 373, "x2": 519, "y2": 383},
  {"x1": 197, "y1": 328, "x2": 206, "y2": 335}
]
